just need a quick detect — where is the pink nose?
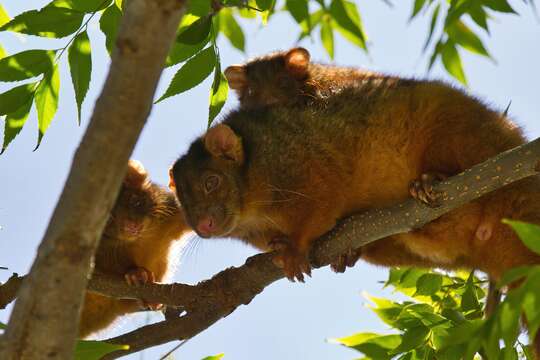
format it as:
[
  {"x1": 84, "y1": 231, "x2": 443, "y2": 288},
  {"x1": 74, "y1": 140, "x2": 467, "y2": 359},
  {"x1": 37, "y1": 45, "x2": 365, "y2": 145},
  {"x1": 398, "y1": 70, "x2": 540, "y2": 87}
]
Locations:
[{"x1": 196, "y1": 216, "x2": 215, "y2": 237}]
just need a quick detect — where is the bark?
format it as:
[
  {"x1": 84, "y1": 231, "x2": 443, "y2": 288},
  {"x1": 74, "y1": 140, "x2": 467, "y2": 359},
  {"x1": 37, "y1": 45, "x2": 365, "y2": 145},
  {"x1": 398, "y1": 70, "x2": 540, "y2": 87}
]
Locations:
[{"x1": 0, "y1": 1, "x2": 186, "y2": 359}]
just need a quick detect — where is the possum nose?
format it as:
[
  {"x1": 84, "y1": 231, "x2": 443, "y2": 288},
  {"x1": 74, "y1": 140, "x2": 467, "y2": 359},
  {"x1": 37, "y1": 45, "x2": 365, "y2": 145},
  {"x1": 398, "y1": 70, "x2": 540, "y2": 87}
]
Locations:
[{"x1": 196, "y1": 216, "x2": 215, "y2": 237}]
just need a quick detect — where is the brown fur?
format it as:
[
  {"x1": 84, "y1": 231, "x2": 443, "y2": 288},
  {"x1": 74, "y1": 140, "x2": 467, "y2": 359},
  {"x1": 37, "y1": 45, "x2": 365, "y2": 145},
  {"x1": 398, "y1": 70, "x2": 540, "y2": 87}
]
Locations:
[
  {"x1": 79, "y1": 160, "x2": 191, "y2": 338},
  {"x1": 217, "y1": 48, "x2": 540, "y2": 280},
  {"x1": 172, "y1": 54, "x2": 540, "y2": 281}
]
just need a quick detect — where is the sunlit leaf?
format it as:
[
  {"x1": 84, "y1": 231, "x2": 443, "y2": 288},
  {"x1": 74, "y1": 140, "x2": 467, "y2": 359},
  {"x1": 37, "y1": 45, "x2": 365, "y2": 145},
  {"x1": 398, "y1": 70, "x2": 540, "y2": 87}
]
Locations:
[
  {"x1": 410, "y1": 0, "x2": 427, "y2": 20},
  {"x1": 99, "y1": 4, "x2": 122, "y2": 55},
  {"x1": 447, "y1": 21, "x2": 490, "y2": 58},
  {"x1": 423, "y1": 4, "x2": 440, "y2": 52},
  {"x1": 461, "y1": 273, "x2": 479, "y2": 312},
  {"x1": 187, "y1": 0, "x2": 212, "y2": 17},
  {"x1": 468, "y1": 3, "x2": 489, "y2": 32},
  {"x1": 0, "y1": 44, "x2": 6, "y2": 59},
  {"x1": 68, "y1": 31, "x2": 91, "y2": 124},
  {"x1": 166, "y1": 39, "x2": 209, "y2": 67},
  {"x1": 156, "y1": 46, "x2": 216, "y2": 103},
  {"x1": 484, "y1": 0, "x2": 516, "y2": 13},
  {"x1": 1, "y1": 95, "x2": 33, "y2": 154},
  {"x1": 440, "y1": 40, "x2": 467, "y2": 85},
  {"x1": 0, "y1": 83, "x2": 37, "y2": 115},
  {"x1": 320, "y1": 15, "x2": 334, "y2": 59},
  {"x1": 208, "y1": 68, "x2": 228, "y2": 125},
  {"x1": 503, "y1": 219, "x2": 540, "y2": 255},
  {"x1": 218, "y1": 9, "x2": 245, "y2": 52},
  {"x1": 390, "y1": 326, "x2": 430, "y2": 354},
  {"x1": 35, "y1": 65, "x2": 60, "y2": 149},
  {"x1": 48, "y1": 0, "x2": 112, "y2": 13},
  {"x1": 498, "y1": 265, "x2": 535, "y2": 288},
  {"x1": 74, "y1": 340, "x2": 129, "y2": 360},
  {"x1": 0, "y1": 7, "x2": 84, "y2": 38},
  {"x1": 330, "y1": 332, "x2": 401, "y2": 359},
  {"x1": 177, "y1": 16, "x2": 212, "y2": 45},
  {"x1": 329, "y1": 0, "x2": 367, "y2": 49},
  {"x1": 415, "y1": 273, "x2": 442, "y2": 296},
  {"x1": 201, "y1": 354, "x2": 224, "y2": 360},
  {"x1": 0, "y1": 49, "x2": 56, "y2": 82},
  {"x1": 0, "y1": 5, "x2": 10, "y2": 27},
  {"x1": 286, "y1": 0, "x2": 310, "y2": 33}
]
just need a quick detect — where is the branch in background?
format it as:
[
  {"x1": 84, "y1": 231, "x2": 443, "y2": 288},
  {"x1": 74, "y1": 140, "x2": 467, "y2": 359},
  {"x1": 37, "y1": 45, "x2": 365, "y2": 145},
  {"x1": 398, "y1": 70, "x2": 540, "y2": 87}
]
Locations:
[
  {"x1": 104, "y1": 137, "x2": 540, "y2": 357},
  {"x1": 1, "y1": 140, "x2": 539, "y2": 357},
  {"x1": 0, "y1": 274, "x2": 23, "y2": 310},
  {"x1": 0, "y1": 1, "x2": 187, "y2": 358}
]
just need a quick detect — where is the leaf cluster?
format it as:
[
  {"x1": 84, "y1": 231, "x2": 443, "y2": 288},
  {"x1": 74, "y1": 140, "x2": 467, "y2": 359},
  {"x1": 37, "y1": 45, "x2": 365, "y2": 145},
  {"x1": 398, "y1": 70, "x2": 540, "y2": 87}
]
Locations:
[{"x1": 332, "y1": 220, "x2": 540, "y2": 360}]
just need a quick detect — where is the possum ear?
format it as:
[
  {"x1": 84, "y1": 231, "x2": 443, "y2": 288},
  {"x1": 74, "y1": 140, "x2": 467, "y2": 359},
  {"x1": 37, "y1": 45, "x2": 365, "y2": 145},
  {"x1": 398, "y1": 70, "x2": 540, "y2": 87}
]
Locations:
[
  {"x1": 285, "y1": 47, "x2": 310, "y2": 79},
  {"x1": 204, "y1": 124, "x2": 244, "y2": 164},
  {"x1": 224, "y1": 65, "x2": 248, "y2": 90},
  {"x1": 124, "y1": 160, "x2": 148, "y2": 188},
  {"x1": 168, "y1": 165, "x2": 176, "y2": 192}
]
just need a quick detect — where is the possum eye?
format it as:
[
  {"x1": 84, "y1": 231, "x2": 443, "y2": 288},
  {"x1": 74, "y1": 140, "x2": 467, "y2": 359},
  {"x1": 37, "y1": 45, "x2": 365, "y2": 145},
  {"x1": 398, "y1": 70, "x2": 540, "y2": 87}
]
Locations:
[
  {"x1": 204, "y1": 175, "x2": 221, "y2": 194},
  {"x1": 129, "y1": 195, "x2": 142, "y2": 208}
]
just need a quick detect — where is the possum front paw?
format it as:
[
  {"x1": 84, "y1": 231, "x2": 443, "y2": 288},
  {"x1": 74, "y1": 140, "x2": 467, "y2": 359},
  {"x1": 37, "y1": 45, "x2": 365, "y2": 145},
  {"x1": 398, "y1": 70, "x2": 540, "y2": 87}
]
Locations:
[
  {"x1": 409, "y1": 172, "x2": 447, "y2": 207},
  {"x1": 269, "y1": 236, "x2": 312, "y2": 282},
  {"x1": 124, "y1": 267, "x2": 163, "y2": 311}
]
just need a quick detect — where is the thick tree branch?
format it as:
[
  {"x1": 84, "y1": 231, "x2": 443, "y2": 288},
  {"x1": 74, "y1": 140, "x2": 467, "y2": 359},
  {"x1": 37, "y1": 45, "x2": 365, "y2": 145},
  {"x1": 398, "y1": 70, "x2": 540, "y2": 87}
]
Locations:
[
  {"x1": 0, "y1": 1, "x2": 186, "y2": 359},
  {"x1": 93, "y1": 137, "x2": 539, "y2": 357}
]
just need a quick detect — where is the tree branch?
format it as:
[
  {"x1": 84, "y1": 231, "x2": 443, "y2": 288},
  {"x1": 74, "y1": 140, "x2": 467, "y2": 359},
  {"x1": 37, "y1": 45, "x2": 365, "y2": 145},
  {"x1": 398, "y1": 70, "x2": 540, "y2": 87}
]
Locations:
[
  {"x1": 100, "y1": 137, "x2": 540, "y2": 357},
  {"x1": 0, "y1": 1, "x2": 187, "y2": 358}
]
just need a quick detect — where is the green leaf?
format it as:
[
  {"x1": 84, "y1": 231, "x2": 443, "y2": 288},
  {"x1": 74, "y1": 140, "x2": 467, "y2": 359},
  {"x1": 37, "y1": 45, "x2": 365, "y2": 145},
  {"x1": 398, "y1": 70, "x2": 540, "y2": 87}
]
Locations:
[
  {"x1": 330, "y1": 333, "x2": 401, "y2": 359},
  {"x1": 423, "y1": 4, "x2": 440, "y2": 52},
  {"x1": 461, "y1": 274, "x2": 479, "y2": 312},
  {"x1": 0, "y1": 321, "x2": 6, "y2": 329},
  {"x1": 286, "y1": 0, "x2": 310, "y2": 32},
  {"x1": 484, "y1": 0, "x2": 516, "y2": 13},
  {"x1": 68, "y1": 31, "x2": 91, "y2": 124},
  {"x1": 498, "y1": 265, "x2": 535, "y2": 288},
  {"x1": 390, "y1": 326, "x2": 430, "y2": 354},
  {"x1": 329, "y1": 0, "x2": 367, "y2": 49},
  {"x1": 0, "y1": 44, "x2": 5, "y2": 59},
  {"x1": 99, "y1": 4, "x2": 122, "y2": 55},
  {"x1": 74, "y1": 340, "x2": 129, "y2": 360},
  {"x1": 440, "y1": 40, "x2": 467, "y2": 85},
  {"x1": 187, "y1": 0, "x2": 212, "y2": 17},
  {"x1": 218, "y1": 9, "x2": 245, "y2": 52},
  {"x1": 320, "y1": 15, "x2": 334, "y2": 59},
  {"x1": 166, "y1": 39, "x2": 210, "y2": 67},
  {"x1": 447, "y1": 21, "x2": 490, "y2": 58},
  {"x1": 0, "y1": 83, "x2": 37, "y2": 115},
  {"x1": 177, "y1": 16, "x2": 212, "y2": 45},
  {"x1": 468, "y1": 3, "x2": 489, "y2": 32},
  {"x1": 0, "y1": 5, "x2": 10, "y2": 27},
  {"x1": 2, "y1": 95, "x2": 33, "y2": 154},
  {"x1": 256, "y1": 0, "x2": 274, "y2": 11},
  {"x1": 48, "y1": 0, "x2": 113, "y2": 13},
  {"x1": 410, "y1": 0, "x2": 428, "y2": 20},
  {"x1": 35, "y1": 65, "x2": 60, "y2": 149},
  {"x1": 201, "y1": 354, "x2": 224, "y2": 360},
  {"x1": 0, "y1": 49, "x2": 56, "y2": 82},
  {"x1": 503, "y1": 219, "x2": 540, "y2": 255},
  {"x1": 208, "y1": 68, "x2": 228, "y2": 126},
  {"x1": 156, "y1": 46, "x2": 216, "y2": 103},
  {"x1": 415, "y1": 273, "x2": 443, "y2": 296},
  {"x1": 0, "y1": 7, "x2": 84, "y2": 38}
]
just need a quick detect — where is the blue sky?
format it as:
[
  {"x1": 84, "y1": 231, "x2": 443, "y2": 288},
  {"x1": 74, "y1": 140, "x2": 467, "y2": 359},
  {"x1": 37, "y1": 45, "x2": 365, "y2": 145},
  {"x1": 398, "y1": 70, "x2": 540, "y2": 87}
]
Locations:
[{"x1": 1, "y1": 1, "x2": 539, "y2": 359}]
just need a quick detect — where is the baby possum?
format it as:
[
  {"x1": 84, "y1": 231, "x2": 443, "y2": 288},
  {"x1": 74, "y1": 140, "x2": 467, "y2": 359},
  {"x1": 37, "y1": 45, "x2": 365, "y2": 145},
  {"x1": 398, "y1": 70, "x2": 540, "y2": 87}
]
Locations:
[
  {"x1": 79, "y1": 160, "x2": 191, "y2": 338},
  {"x1": 224, "y1": 47, "x2": 403, "y2": 109}
]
